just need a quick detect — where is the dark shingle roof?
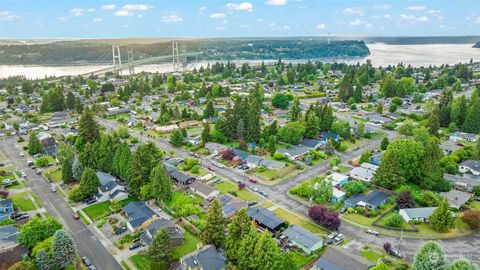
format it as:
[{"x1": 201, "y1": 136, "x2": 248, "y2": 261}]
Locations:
[
  {"x1": 182, "y1": 245, "x2": 226, "y2": 270},
  {"x1": 122, "y1": 201, "x2": 157, "y2": 229},
  {"x1": 283, "y1": 225, "x2": 322, "y2": 250},
  {"x1": 314, "y1": 246, "x2": 374, "y2": 270},
  {"x1": 246, "y1": 206, "x2": 285, "y2": 231}
]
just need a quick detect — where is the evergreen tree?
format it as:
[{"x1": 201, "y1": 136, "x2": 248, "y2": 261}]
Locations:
[
  {"x1": 462, "y1": 98, "x2": 480, "y2": 133},
  {"x1": 225, "y1": 209, "x2": 252, "y2": 260},
  {"x1": 426, "y1": 113, "x2": 440, "y2": 136},
  {"x1": 28, "y1": 132, "x2": 44, "y2": 155},
  {"x1": 380, "y1": 137, "x2": 389, "y2": 151},
  {"x1": 376, "y1": 103, "x2": 384, "y2": 114},
  {"x1": 35, "y1": 249, "x2": 51, "y2": 270},
  {"x1": 75, "y1": 97, "x2": 83, "y2": 114},
  {"x1": 268, "y1": 135, "x2": 277, "y2": 156},
  {"x1": 412, "y1": 241, "x2": 447, "y2": 270},
  {"x1": 129, "y1": 142, "x2": 163, "y2": 196},
  {"x1": 65, "y1": 91, "x2": 75, "y2": 110},
  {"x1": 288, "y1": 98, "x2": 301, "y2": 122},
  {"x1": 356, "y1": 122, "x2": 365, "y2": 138},
  {"x1": 353, "y1": 84, "x2": 363, "y2": 102},
  {"x1": 78, "y1": 142, "x2": 96, "y2": 169},
  {"x1": 61, "y1": 155, "x2": 74, "y2": 184},
  {"x1": 429, "y1": 199, "x2": 455, "y2": 232},
  {"x1": 112, "y1": 143, "x2": 132, "y2": 181},
  {"x1": 51, "y1": 229, "x2": 77, "y2": 269},
  {"x1": 78, "y1": 107, "x2": 100, "y2": 144},
  {"x1": 72, "y1": 158, "x2": 83, "y2": 181},
  {"x1": 275, "y1": 252, "x2": 297, "y2": 270},
  {"x1": 149, "y1": 228, "x2": 172, "y2": 267},
  {"x1": 372, "y1": 153, "x2": 406, "y2": 189},
  {"x1": 438, "y1": 88, "x2": 453, "y2": 127},
  {"x1": 236, "y1": 229, "x2": 260, "y2": 269},
  {"x1": 304, "y1": 111, "x2": 320, "y2": 139},
  {"x1": 446, "y1": 259, "x2": 477, "y2": 270},
  {"x1": 79, "y1": 167, "x2": 100, "y2": 196},
  {"x1": 338, "y1": 68, "x2": 355, "y2": 101},
  {"x1": 201, "y1": 122, "x2": 211, "y2": 145},
  {"x1": 203, "y1": 99, "x2": 215, "y2": 119},
  {"x1": 146, "y1": 165, "x2": 173, "y2": 203},
  {"x1": 170, "y1": 129, "x2": 184, "y2": 146},
  {"x1": 96, "y1": 134, "x2": 115, "y2": 172},
  {"x1": 451, "y1": 95, "x2": 468, "y2": 127},
  {"x1": 252, "y1": 231, "x2": 281, "y2": 270},
  {"x1": 202, "y1": 199, "x2": 226, "y2": 248}
]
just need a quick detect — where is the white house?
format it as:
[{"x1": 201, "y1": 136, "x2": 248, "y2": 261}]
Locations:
[
  {"x1": 399, "y1": 207, "x2": 437, "y2": 223},
  {"x1": 95, "y1": 172, "x2": 128, "y2": 202},
  {"x1": 459, "y1": 160, "x2": 480, "y2": 176},
  {"x1": 349, "y1": 167, "x2": 375, "y2": 182},
  {"x1": 282, "y1": 225, "x2": 323, "y2": 255},
  {"x1": 190, "y1": 182, "x2": 219, "y2": 200},
  {"x1": 326, "y1": 172, "x2": 349, "y2": 187},
  {"x1": 449, "y1": 132, "x2": 478, "y2": 143}
]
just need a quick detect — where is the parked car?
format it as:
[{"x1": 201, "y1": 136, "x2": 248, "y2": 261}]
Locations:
[
  {"x1": 259, "y1": 191, "x2": 268, "y2": 197},
  {"x1": 208, "y1": 166, "x2": 215, "y2": 171},
  {"x1": 327, "y1": 232, "x2": 338, "y2": 239},
  {"x1": 129, "y1": 243, "x2": 142, "y2": 250},
  {"x1": 50, "y1": 186, "x2": 56, "y2": 192},
  {"x1": 27, "y1": 160, "x2": 34, "y2": 167},
  {"x1": 19, "y1": 152, "x2": 25, "y2": 157},
  {"x1": 36, "y1": 170, "x2": 41, "y2": 175},
  {"x1": 334, "y1": 234, "x2": 344, "y2": 243},
  {"x1": 88, "y1": 266, "x2": 97, "y2": 270},
  {"x1": 10, "y1": 212, "x2": 23, "y2": 219},
  {"x1": 339, "y1": 208, "x2": 347, "y2": 214},
  {"x1": 389, "y1": 249, "x2": 404, "y2": 258},
  {"x1": 249, "y1": 178, "x2": 257, "y2": 183},
  {"x1": 475, "y1": 197, "x2": 480, "y2": 202},
  {"x1": 366, "y1": 229, "x2": 379, "y2": 236},
  {"x1": 85, "y1": 199, "x2": 96, "y2": 205},
  {"x1": 326, "y1": 238, "x2": 334, "y2": 245},
  {"x1": 249, "y1": 185, "x2": 258, "y2": 192},
  {"x1": 72, "y1": 214, "x2": 80, "y2": 220},
  {"x1": 247, "y1": 201, "x2": 257, "y2": 207},
  {"x1": 82, "y1": 257, "x2": 92, "y2": 266},
  {"x1": 14, "y1": 214, "x2": 29, "y2": 221},
  {"x1": 115, "y1": 227, "x2": 127, "y2": 235}
]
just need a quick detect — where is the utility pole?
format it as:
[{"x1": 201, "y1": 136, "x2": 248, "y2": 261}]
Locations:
[
  {"x1": 127, "y1": 48, "x2": 134, "y2": 75},
  {"x1": 112, "y1": 45, "x2": 122, "y2": 76}
]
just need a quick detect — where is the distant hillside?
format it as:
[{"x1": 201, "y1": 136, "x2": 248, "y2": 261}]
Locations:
[
  {"x1": 473, "y1": 42, "x2": 480, "y2": 48},
  {"x1": 0, "y1": 38, "x2": 369, "y2": 65},
  {"x1": 364, "y1": 36, "x2": 480, "y2": 45}
]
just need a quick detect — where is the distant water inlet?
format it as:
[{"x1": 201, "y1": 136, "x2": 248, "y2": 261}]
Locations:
[{"x1": 1, "y1": 43, "x2": 480, "y2": 79}]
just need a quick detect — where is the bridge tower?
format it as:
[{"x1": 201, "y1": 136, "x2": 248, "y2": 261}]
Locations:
[
  {"x1": 112, "y1": 45, "x2": 122, "y2": 75},
  {"x1": 127, "y1": 48, "x2": 134, "y2": 75},
  {"x1": 172, "y1": 41, "x2": 180, "y2": 72},
  {"x1": 181, "y1": 43, "x2": 187, "y2": 70}
]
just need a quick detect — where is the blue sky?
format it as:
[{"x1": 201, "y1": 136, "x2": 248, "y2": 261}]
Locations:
[{"x1": 0, "y1": 0, "x2": 479, "y2": 38}]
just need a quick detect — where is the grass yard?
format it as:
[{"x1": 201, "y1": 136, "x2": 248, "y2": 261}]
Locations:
[
  {"x1": 83, "y1": 197, "x2": 138, "y2": 221},
  {"x1": 253, "y1": 165, "x2": 296, "y2": 181},
  {"x1": 129, "y1": 254, "x2": 151, "y2": 270},
  {"x1": 6, "y1": 181, "x2": 23, "y2": 189},
  {"x1": 214, "y1": 180, "x2": 259, "y2": 202},
  {"x1": 172, "y1": 229, "x2": 201, "y2": 259},
  {"x1": 273, "y1": 208, "x2": 329, "y2": 236},
  {"x1": 342, "y1": 213, "x2": 377, "y2": 227},
  {"x1": 377, "y1": 212, "x2": 412, "y2": 230},
  {"x1": 289, "y1": 250, "x2": 319, "y2": 269},
  {"x1": 31, "y1": 193, "x2": 42, "y2": 208},
  {"x1": 77, "y1": 211, "x2": 90, "y2": 225},
  {"x1": 120, "y1": 261, "x2": 132, "y2": 270},
  {"x1": 9, "y1": 192, "x2": 36, "y2": 211},
  {"x1": 352, "y1": 116, "x2": 369, "y2": 122},
  {"x1": 468, "y1": 200, "x2": 480, "y2": 210},
  {"x1": 260, "y1": 201, "x2": 274, "y2": 209},
  {"x1": 360, "y1": 249, "x2": 383, "y2": 263}
]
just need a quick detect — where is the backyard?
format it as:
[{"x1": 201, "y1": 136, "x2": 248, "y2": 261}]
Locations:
[
  {"x1": 82, "y1": 197, "x2": 138, "y2": 221},
  {"x1": 214, "y1": 180, "x2": 259, "y2": 201},
  {"x1": 273, "y1": 207, "x2": 328, "y2": 236}
]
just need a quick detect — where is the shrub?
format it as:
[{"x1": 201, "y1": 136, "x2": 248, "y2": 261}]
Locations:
[
  {"x1": 191, "y1": 166, "x2": 200, "y2": 174},
  {"x1": 308, "y1": 205, "x2": 341, "y2": 230},
  {"x1": 386, "y1": 213, "x2": 404, "y2": 228},
  {"x1": 462, "y1": 209, "x2": 480, "y2": 230},
  {"x1": 68, "y1": 186, "x2": 86, "y2": 202},
  {"x1": 273, "y1": 152, "x2": 287, "y2": 161},
  {"x1": 35, "y1": 157, "x2": 50, "y2": 167},
  {"x1": 356, "y1": 207, "x2": 365, "y2": 215}
]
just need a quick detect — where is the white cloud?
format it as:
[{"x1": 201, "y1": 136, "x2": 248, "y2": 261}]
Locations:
[
  {"x1": 102, "y1": 4, "x2": 116, "y2": 10},
  {"x1": 221, "y1": 20, "x2": 228, "y2": 24},
  {"x1": 198, "y1": 6, "x2": 206, "y2": 14},
  {"x1": 70, "y1": 8, "x2": 84, "y2": 16},
  {"x1": 365, "y1": 23, "x2": 373, "y2": 28},
  {"x1": 384, "y1": 14, "x2": 392, "y2": 19},
  {"x1": 122, "y1": 4, "x2": 150, "y2": 11},
  {"x1": 87, "y1": 8, "x2": 95, "y2": 12},
  {"x1": 373, "y1": 5, "x2": 390, "y2": 10},
  {"x1": 0, "y1": 11, "x2": 20, "y2": 21},
  {"x1": 397, "y1": 14, "x2": 430, "y2": 26},
  {"x1": 240, "y1": 24, "x2": 250, "y2": 28},
  {"x1": 209, "y1": 12, "x2": 226, "y2": 19},
  {"x1": 265, "y1": 0, "x2": 287, "y2": 6},
  {"x1": 161, "y1": 14, "x2": 183, "y2": 23},
  {"x1": 349, "y1": 19, "x2": 364, "y2": 26},
  {"x1": 406, "y1": 6, "x2": 426, "y2": 11},
  {"x1": 316, "y1": 23, "x2": 326, "y2": 30},
  {"x1": 416, "y1": 16, "x2": 429, "y2": 22},
  {"x1": 474, "y1": 16, "x2": 480, "y2": 24},
  {"x1": 226, "y1": 2, "x2": 253, "y2": 12},
  {"x1": 93, "y1": 17, "x2": 103, "y2": 22},
  {"x1": 115, "y1": 10, "x2": 133, "y2": 16},
  {"x1": 342, "y1": 7, "x2": 365, "y2": 16}
]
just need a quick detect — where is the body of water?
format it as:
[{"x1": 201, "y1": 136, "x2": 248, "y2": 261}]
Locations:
[{"x1": 1, "y1": 43, "x2": 480, "y2": 79}]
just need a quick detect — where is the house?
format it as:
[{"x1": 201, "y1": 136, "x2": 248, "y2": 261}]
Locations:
[
  {"x1": 319, "y1": 132, "x2": 340, "y2": 142},
  {"x1": 278, "y1": 146, "x2": 311, "y2": 160},
  {"x1": 326, "y1": 172, "x2": 349, "y2": 187},
  {"x1": 449, "y1": 131, "x2": 479, "y2": 143},
  {"x1": 440, "y1": 140, "x2": 462, "y2": 155},
  {"x1": 301, "y1": 138, "x2": 326, "y2": 150},
  {"x1": 369, "y1": 115, "x2": 392, "y2": 125},
  {"x1": 247, "y1": 206, "x2": 286, "y2": 232},
  {"x1": 106, "y1": 107, "x2": 131, "y2": 116},
  {"x1": 349, "y1": 164, "x2": 377, "y2": 183},
  {"x1": 369, "y1": 152, "x2": 383, "y2": 166},
  {"x1": 122, "y1": 201, "x2": 158, "y2": 232},
  {"x1": 282, "y1": 225, "x2": 323, "y2": 255},
  {"x1": 205, "y1": 143, "x2": 228, "y2": 155},
  {"x1": 0, "y1": 225, "x2": 28, "y2": 269},
  {"x1": 444, "y1": 173, "x2": 480, "y2": 192},
  {"x1": 95, "y1": 172, "x2": 128, "y2": 202},
  {"x1": 245, "y1": 155, "x2": 264, "y2": 168},
  {"x1": 459, "y1": 160, "x2": 480, "y2": 175},
  {"x1": 215, "y1": 194, "x2": 247, "y2": 218},
  {"x1": 0, "y1": 199, "x2": 14, "y2": 221},
  {"x1": 310, "y1": 246, "x2": 374, "y2": 270},
  {"x1": 399, "y1": 207, "x2": 437, "y2": 223},
  {"x1": 440, "y1": 190, "x2": 472, "y2": 209},
  {"x1": 258, "y1": 159, "x2": 285, "y2": 170},
  {"x1": 165, "y1": 164, "x2": 196, "y2": 185},
  {"x1": 344, "y1": 191, "x2": 389, "y2": 210},
  {"x1": 332, "y1": 188, "x2": 346, "y2": 203},
  {"x1": 190, "y1": 182, "x2": 219, "y2": 200},
  {"x1": 140, "y1": 219, "x2": 184, "y2": 247},
  {"x1": 232, "y1": 148, "x2": 249, "y2": 161},
  {"x1": 0, "y1": 225, "x2": 19, "y2": 249},
  {"x1": 180, "y1": 245, "x2": 226, "y2": 270},
  {"x1": 36, "y1": 132, "x2": 55, "y2": 147}
]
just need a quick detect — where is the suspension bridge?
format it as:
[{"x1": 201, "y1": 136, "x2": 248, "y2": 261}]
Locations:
[{"x1": 81, "y1": 41, "x2": 202, "y2": 76}]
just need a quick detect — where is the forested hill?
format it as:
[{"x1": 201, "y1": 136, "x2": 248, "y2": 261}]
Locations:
[{"x1": 0, "y1": 38, "x2": 370, "y2": 65}]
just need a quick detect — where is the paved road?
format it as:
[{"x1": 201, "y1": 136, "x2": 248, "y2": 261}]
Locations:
[
  {"x1": 99, "y1": 118, "x2": 480, "y2": 264},
  {"x1": 0, "y1": 138, "x2": 122, "y2": 270}
]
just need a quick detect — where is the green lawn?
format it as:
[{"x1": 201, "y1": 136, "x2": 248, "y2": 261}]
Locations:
[
  {"x1": 468, "y1": 200, "x2": 480, "y2": 210},
  {"x1": 360, "y1": 249, "x2": 383, "y2": 263},
  {"x1": 83, "y1": 197, "x2": 138, "y2": 221},
  {"x1": 77, "y1": 211, "x2": 90, "y2": 225},
  {"x1": 273, "y1": 208, "x2": 328, "y2": 236},
  {"x1": 120, "y1": 261, "x2": 132, "y2": 270},
  {"x1": 9, "y1": 192, "x2": 36, "y2": 211},
  {"x1": 6, "y1": 181, "x2": 23, "y2": 189},
  {"x1": 129, "y1": 254, "x2": 151, "y2": 270},
  {"x1": 352, "y1": 116, "x2": 369, "y2": 122},
  {"x1": 31, "y1": 193, "x2": 43, "y2": 208},
  {"x1": 289, "y1": 251, "x2": 318, "y2": 269},
  {"x1": 377, "y1": 211, "x2": 412, "y2": 230},
  {"x1": 342, "y1": 213, "x2": 377, "y2": 227},
  {"x1": 214, "y1": 181, "x2": 259, "y2": 202},
  {"x1": 172, "y1": 229, "x2": 200, "y2": 259}
]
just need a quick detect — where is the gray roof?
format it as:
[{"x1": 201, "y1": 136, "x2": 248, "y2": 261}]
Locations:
[
  {"x1": 0, "y1": 225, "x2": 19, "y2": 248},
  {"x1": 182, "y1": 245, "x2": 226, "y2": 270},
  {"x1": 246, "y1": 206, "x2": 285, "y2": 231},
  {"x1": 0, "y1": 198, "x2": 12, "y2": 207},
  {"x1": 444, "y1": 173, "x2": 480, "y2": 187},
  {"x1": 278, "y1": 145, "x2": 310, "y2": 157},
  {"x1": 440, "y1": 190, "x2": 472, "y2": 209},
  {"x1": 460, "y1": 160, "x2": 480, "y2": 171},
  {"x1": 190, "y1": 182, "x2": 216, "y2": 197},
  {"x1": 400, "y1": 207, "x2": 437, "y2": 220},
  {"x1": 142, "y1": 219, "x2": 182, "y2": 245},
  {"x1": 345, "y1": 191, "x2": 389, "y2": 208},
  {"x1": 314, "y1": 246, "x2": 374, "y2": 270},
  {"x1": 96, "y1": 172, "x2": 119, "y2": 192},
  {"x1": 122, "y1": 201, "x2": 157, "y2": 228},
  {"x1": 301, "y1": 138, "x2": 325, "y2": 149},
  {"x1": 283, "y1": 225, "x2": 322, "y2": 250}
]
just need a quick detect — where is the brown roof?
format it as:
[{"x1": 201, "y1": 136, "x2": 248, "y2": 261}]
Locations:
[{"x1": 0, "y1": 245, "x2": 28, "y2": 270}]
